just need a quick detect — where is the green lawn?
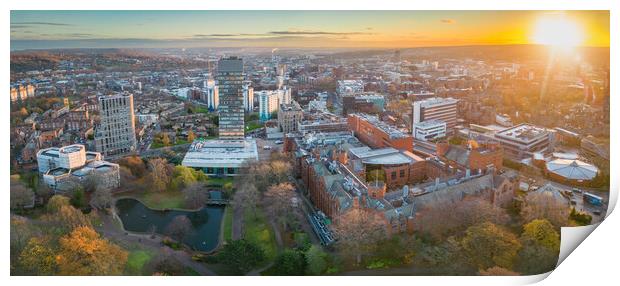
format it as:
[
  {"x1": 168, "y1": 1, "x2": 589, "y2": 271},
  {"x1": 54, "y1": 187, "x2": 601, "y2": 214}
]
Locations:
[
  {"x1": 244, "y1": 209, "x2": 278, "y2": 262},
  {"x1": 207, "y1": 177, "x2": 234, "y2": 186},
  {"x1": 125, "y1": 250, "x2": 155, "y2": 275},
  {"x1": 222, "y1": 206, "x2": 234, "y2": 242},
  {"x1": 150, "y1": 139, "x2": 190, "y2": 149},
  {"x1": 193, "y1": 106, "x2": 212, "y2": 115},
  {"x1": 129, "y1": 190, "x2": 186, "y2": 210},
  {"x1": 245, "y1": 121, "x2": 263, "y2": 132}
]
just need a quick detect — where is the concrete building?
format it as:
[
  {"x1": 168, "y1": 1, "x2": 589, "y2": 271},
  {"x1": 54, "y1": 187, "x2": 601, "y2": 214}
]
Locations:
[
  {"x1": 277, "y1": 100, "x2": 303, "y2": 134},
  {"x1": 243, "y1": 83, "x2": 254, "y2": 112},
  {"x1": 412, "y1": 120, "x2": 447, "y2": 141},
  {"x1": 216, "y1": 57, "x2": 245, "y2": 139},
  {"x1": 257, "y1": 88, "x2": 291, "y2": 121},
  {"x1": 36, "y1": 144, "x2": 120, "y2": 192},
  {"x1": 491, "y1": 123, "x2": 553, "y2": 160},
  {"x1": 342, "y1": 94, "x2": 385, "y2": 115},
  {"x1": 347, "y1": 113, "x2": 414, "y2": 152},
  {"x1": 337, "y1": 80, "x2": 364, "y2": 96},
  {"x1": 412, "y1": 97, "x2": 458, "y2": 133},
  {"x1": 10, "y1": 84, "x2": 36, "y2": 103},
  {"x1": 202, "y1": 79, "x2": 219, "y2": 111},
  {"x1": 94, "y1": 93, "x2": 137, "y2": 158},
  {"x1": 181, "y1": 138, "x2": 259, "y2": 176},
  {"x1": 297, "y1": 117, "x2": 349, "y2": 134}
]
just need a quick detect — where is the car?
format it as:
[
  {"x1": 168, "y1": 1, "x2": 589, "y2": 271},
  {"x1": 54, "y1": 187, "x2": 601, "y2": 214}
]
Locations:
[
  {"x1": 573, "y1": 188, "x2": 583, "y2": 194},
  {"x1": 275, "y1": 140, "x2": 284, "y2": 144},
  {"x1": 593, "y1": 210, "x2": 602, "y2": 216},
  {"x1": 263, "y1": 145, "x2": 272, "y2": 150}
]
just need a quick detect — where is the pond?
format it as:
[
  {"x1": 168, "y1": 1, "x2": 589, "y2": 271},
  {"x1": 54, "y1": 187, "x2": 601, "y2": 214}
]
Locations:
[{"x1": 115, "y1": 197, "x2": 225, "y2": 252}]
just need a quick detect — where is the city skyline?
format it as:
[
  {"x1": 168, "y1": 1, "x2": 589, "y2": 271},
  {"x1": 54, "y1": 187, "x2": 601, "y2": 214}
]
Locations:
[{"x1": 10, "y1": 11, "x2": 610, "y2": 50}]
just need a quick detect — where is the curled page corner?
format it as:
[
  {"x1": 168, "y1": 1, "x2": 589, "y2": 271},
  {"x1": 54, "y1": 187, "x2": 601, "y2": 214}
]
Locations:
[
  {"x1": 605, "y1": 181, "x2": 618, "y2": 218},
  {"x1": 557, "y1": 223, "x2": 599, "y2": 266}
]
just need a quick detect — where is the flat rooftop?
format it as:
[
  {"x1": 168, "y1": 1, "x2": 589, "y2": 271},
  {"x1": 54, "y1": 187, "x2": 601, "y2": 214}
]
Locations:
[
  {"x1": 182, "y1": 138, "x2": 259, "y2": 168},
  {"x1": 40, "y1": 148, "x2": 60, "y2": 158},
  {"x1": 351, "y1": 113, "x2": 410, "y2": 139},
  {"x1": 414, "y1": 119, "x2": 446, "y2": 128},
  {"x1": 414, "y1": 97, "x2": 458, "y2": 108},
  {"x1": 349, "y1": 146, "x2": 423, "y2": 165},
  {"x1": 496, "y1": 123, "x2": 549, "y2": 143},
  {"x1": 60, "y1": 145, "x2": 84, "y2": 154}
]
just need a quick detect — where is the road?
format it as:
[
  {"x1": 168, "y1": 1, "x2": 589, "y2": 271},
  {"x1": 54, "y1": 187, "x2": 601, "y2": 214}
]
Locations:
[{"x1": 518, "y1": 174, "x2": 609, "y2": 223}]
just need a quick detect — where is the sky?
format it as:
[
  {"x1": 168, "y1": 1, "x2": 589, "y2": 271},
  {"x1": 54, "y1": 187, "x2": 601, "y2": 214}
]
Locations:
[{"x1": 10, "y1": 11, "x2": 610, "y2": 50}]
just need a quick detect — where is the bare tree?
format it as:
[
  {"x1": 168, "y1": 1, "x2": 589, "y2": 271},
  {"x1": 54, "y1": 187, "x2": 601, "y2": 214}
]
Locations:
[
  {"x1": 10, "y1": 182, "x2": 34, "y2": 210},
  {"x1": 263, "y1": 183, "x2": 298, "y2": 231},
  {"x1": 146, "y1": 247, "x2": 184, "y2": 275},
  {"x1": 332, "y1": 208, "x2": 386, "y2": 264},
  {"x1": 182, "y1": 182, "x2": 208, "y2": 209},
  {"x1": 165, "y1": 215, "x2": 193, "y2": 242},
  {"x1": 148, "y1": 158, "x2": 172, "y2": 192},
  {"x1": 521, "y1": 192, "x2": 570, "y2": 228},
  {"x1": 232, "y1": 183, "x2": 260, "y2": 217},
  {"x1": 240, "y1": 157, "x2": 293, "y2": 193},
  {"x1": 90, "y1": 186, "x2": 113, "y2": 210},
  {"x1": 416, "y1": 198, "x2": 511, "y2": 240}
]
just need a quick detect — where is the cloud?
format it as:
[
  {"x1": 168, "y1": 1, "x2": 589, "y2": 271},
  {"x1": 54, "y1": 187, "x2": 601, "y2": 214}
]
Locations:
[
  {"x1": 194, "y1": 33, "x2": 237, "y2": 37},
  {"x1": 269, "y1": 30, "x2": 371, "y2": 36},
  {"x1": 440, "y1": 19, "x2": 456, "y2": 24},
  {"x1": 12, "y1": 22, "x2": 74, "y2": 26},
  {"x1": 10, "y1": 25, "x2": 31, "y2": 29}
]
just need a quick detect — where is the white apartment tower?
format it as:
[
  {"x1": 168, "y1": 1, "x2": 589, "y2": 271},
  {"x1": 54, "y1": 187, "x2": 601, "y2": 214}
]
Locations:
[
  {"x1": 202, "y1": 79, "x2": 219, "y2": 110},
  {"x1": 243, "y1": 82, "x2": 254, "y2": 112}
]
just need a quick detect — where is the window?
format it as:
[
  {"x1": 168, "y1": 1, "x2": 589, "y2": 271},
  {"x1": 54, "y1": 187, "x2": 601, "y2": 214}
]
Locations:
[
  {"x1": 391, "y1": 171, "x2": 397, "y2": 180},
  {"x1": 400, "y1": 169, "x2": 405, "y2": 177}
]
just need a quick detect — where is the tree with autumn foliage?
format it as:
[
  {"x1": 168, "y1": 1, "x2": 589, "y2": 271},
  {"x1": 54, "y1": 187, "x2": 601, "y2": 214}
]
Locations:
[
  {"x1": 461, "y1": 222, "x2": 521, "y2": 271},
  {"x1": 515, "y1": 219, "x2": 560, "y2": 275},
  {"x1": 415, "y1": 197, "x2": 510, "y2": 241},
  {"x1": 478, "y1": 266, "x2": 520, "y2": 276},
  {"x1": 147, "y1": 158, "x2": 173, "y2": 192},
  {"x1": 56, "y1": 226, "x2": 128, "y2": 275},
  {"x1": 332, "y1": 208, "x2": 386, "y2": 265},
  {"x1": 187, "y1": 130, "x2": 196, "y2": 142},
  {"x1": 17, "y1": 236, "x2": 58, "y2": 275}
]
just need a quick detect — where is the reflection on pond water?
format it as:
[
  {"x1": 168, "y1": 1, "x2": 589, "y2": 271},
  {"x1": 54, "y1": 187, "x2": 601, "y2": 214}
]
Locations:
[{"x1": 115, "y1": 197, "x2": 224, "y2": 252}]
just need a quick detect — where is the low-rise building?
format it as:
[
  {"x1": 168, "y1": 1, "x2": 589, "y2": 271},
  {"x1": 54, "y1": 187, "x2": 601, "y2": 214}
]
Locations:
[
  {"x1": 347, "y1": 113, "x2": 413, "y2": 152},
  {"x1": 491, "y1": 123, "x2": 553, "y2": 160},
  {"x1": 412, "y1": 120, "x2": 447, "y2": 141},
  {"x1": 436, "y1": 141, "x2": 503, "y2": 173},
  {"x1": 181, "y1": 138, "x2": 259, "y2": 176},
  {"x1": 36, "y1": 144, "x2": 120, "y2": 192}
]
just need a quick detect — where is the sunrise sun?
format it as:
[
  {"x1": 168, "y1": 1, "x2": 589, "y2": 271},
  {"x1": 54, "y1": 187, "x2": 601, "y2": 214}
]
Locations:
[{"x1": 532, "y1": 14, "x2": 584, "y2": 49}]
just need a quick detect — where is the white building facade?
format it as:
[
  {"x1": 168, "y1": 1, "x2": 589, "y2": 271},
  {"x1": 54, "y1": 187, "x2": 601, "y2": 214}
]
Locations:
[{"x1": 412, "y1": 120, "x2": 447, "y2": 141}]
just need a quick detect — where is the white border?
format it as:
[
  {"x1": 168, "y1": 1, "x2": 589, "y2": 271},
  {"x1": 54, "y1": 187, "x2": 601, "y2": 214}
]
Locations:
[{"x1": 3, "y1": 1, "x2": 617, "y2": 286}]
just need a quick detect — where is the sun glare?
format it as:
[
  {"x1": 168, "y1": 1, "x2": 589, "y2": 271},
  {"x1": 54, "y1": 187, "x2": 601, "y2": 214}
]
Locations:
[{"x1": 532, "y1": 15, "x2": 584, "y2": 49}]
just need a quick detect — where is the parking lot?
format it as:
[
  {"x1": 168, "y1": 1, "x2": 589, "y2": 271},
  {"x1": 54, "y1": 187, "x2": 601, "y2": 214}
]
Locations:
[
  {"x1": 519, "y1": 175, "x2": 608, "y2": 224},
  {"x1": 254, "y1": 138, "x2": 283, "y2": 161}
]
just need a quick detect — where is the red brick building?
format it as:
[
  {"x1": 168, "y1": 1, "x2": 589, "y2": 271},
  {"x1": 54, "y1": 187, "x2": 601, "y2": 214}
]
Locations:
[
  {"x1": 436, "y1": 141, "x2": 503, "y2": 173},
  {"x1": 347, "y1": 113, "x2": 413, "y2": 152}
]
